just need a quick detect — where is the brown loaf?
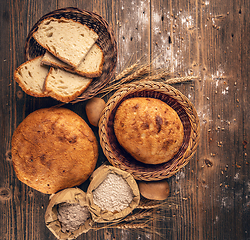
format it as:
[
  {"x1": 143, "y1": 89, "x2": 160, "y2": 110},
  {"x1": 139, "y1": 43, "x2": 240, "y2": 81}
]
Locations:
[
  {"x1": 11, "y1": 108, "x2": 98, "y2": 194},
  {"x1": 114, "y1": 97, "x2": 184, "y2": 165}
]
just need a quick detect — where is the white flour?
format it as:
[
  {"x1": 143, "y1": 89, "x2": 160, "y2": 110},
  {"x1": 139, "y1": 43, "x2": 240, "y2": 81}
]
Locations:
[
  {"x1": 93, "y1": 173, "x2": 133, "y2": 212},
  {"x1": 57, "y1": 203, "x2": 90, "y2": 233}
]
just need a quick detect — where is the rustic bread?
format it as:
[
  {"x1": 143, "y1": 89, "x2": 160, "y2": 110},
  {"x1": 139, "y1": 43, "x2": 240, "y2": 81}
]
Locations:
[
  {"x1": 11, "y1": 107, "x2": 98, "y2": 194},
  {"x1": 114, "y1": 97, "x2": 184, "y2": 164},
  {"x1": 33, "y1": 17, "x2": 99, "y2": 68},
  {"x1": 44, "y1": 68, "x2": 92, "y2": 102},
  {"x1": 14, "y1": 56, "x2": 49, "y2": 97},
  {"x1": 41, "y1": 44, "x2": 104, "y2": 78}
]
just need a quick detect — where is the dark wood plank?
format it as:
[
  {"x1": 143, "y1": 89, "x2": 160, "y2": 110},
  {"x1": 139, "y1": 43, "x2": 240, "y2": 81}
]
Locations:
[
  {"x1": 152, "y1": 0, "x2": 250, "y2": 240},
  {"x1": 1, "y1": 1, "x2": 58, "y2": 240}
]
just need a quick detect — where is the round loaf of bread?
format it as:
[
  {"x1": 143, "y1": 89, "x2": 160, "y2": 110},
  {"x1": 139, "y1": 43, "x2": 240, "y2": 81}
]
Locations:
[
  {"x1": 11, "y1": 108, "x2": 98, "y2": 194},
  {"x1": 114, "y1": 97, "x2": 184, "y2": 165}
]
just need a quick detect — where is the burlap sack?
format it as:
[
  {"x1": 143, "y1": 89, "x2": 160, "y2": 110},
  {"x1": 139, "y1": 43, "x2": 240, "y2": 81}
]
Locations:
[
  {"x1": 86, "y1": 165, "x2": 140, "y2": 223},
  {"x1": 45, "y1": 188, "x2": 93, "y2": 239}
]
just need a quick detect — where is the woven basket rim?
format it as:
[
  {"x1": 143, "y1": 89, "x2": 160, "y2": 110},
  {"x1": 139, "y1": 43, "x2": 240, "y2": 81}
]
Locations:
[
  {"x1": 24, "y1": 7, "x2": 117, "y2": 102},
  {"x1": 99, "y1": 80, "x2": 200, "y2": 181}
]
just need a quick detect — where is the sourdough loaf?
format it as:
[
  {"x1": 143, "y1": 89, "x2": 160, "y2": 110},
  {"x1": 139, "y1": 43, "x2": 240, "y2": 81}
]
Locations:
[
  {"x1": 114, "y1": 97, "x2": 184, "y2": 164},
  {"x1": 33, "y1": 17, "x2": 99, "y2": 68},
  {"x1": 14, "y1": 56, "x2": 49, "y2": 97},
  {"x1": 44, "y1": 68, "x2": 92, "y2": 102},
  {"x1": 41, "y1": 43, "x2": 104, "y2": 78},
  {"x1": 11, "y1": 107, "x2": 98, "y2": 194}
]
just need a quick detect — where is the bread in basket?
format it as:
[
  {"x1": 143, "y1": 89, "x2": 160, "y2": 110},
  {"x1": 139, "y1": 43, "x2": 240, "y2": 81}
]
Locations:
[
  {"x1": 99, "y1": 80, "x2": 200, "y2": 181},
  {"x1": 25, "y1": 7, "x2": 117, "y2": 102}
]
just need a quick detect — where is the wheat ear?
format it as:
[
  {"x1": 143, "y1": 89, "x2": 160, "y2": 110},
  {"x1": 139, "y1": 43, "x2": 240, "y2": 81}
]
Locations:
[
  {"x1": 114, "y1": 221, "x2": 150, "y2": 229},
  {"x1": 121, "y1": 209, "x2": 153, "y2": 222},
  {"x1": 165, "y1": 75, "x2": 198, "y2": 84},
  {"x1": 110, "y1": 62, "x2": 139, "y2": 84},
  {"x1": 99, "y1": 64, "x2": 151, "y2": 94}
]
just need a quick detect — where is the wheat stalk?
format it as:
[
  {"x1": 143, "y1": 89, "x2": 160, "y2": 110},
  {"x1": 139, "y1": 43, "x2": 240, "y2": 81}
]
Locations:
[
  {"x1": 165, "y1": 75, "x2": 198, "y2": 84},
  {"x1": 109, "y1": 54, "x2": 150, "y2": 84},
  {"x1": 91, "y1": 209, "x2": 154, "y2": 231},
  {"x1": 110, "y1": 61, "x2": 139, "y2": 84},
  {"x1": 121, "y1": 64, "x2": 151, "y2": 82},
  {"x1": 91, "y1": 219, "x2": 151, "y2": 231},
  {"x1": 137, "y1": 198, "x2": 167, "y2": 209},
  {"x1": 114, "y1": 221, "x2": 151, "y2": 229},
  {"x1": 137, "y1": 202, "x2": 165, "y2": 209},
  {"x1": 97, "y1": 50, "x2": 199, "y2": 99},
  {"x1": 99, "y1": 66, "x2": 197, "y2": 99},
  {"x1": 90, "y1": 199, "x2": 177, "y2": 234},
  {"x1": 121, "y1": 209, "x2": 153, "y2": 222},
  {"x1": 99, "y1": 64, "x2": 152, "y2": 95},
  {"x1": 143, "y1": 69, "x2": 170, "y2": 82}
]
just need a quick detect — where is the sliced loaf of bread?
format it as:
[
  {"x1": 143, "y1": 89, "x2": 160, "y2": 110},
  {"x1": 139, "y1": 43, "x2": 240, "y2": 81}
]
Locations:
[
  {"x1": 41, "y1": 43, "x2": 104, "y2": 78},
  {"x1": 44, "y1": 68, "x2": 92, "y2": 102},
  {"x1": 14, "y1": 56, "x2": 49, "y2": 97},
  {"x1": 33, "y1": 17, "x2": 99, "y2": 68}
]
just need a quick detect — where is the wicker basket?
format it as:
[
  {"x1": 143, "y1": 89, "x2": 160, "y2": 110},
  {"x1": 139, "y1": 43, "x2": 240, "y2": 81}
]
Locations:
[
  {"x1": 99, "y1": 80, "x2": 200, "y2": 181},
  {"x1": 25, "y1": 7, "x2": 117, "y2": 102}
]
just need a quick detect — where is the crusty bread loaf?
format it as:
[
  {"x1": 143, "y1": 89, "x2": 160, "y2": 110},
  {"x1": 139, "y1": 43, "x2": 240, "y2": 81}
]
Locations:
[
  {"x1": 41, "y1": 44, "x2": 104, "y2": 78},
  {"x1": 14, "y1": 56, "x2": 49, "y2": 97},
  {"x1": 114, "y1": 97, "x2": 184, "y2": 165},
  {"x1": 33, "y1": 17, "x2": 99, "y2": 68},
  {"x1": 44, "y1": 68, "x2": 92, "y2": 102},
  {"x1": 11, "y1": 107, "x2": 98, "y2": 194}
]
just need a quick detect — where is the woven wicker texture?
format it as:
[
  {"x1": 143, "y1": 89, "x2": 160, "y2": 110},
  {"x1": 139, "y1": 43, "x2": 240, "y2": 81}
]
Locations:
[
  {"x1": 99, "y1": 80, "x2": 200, "y2": 181},
  {"x1": 25, "y1": 7, "x2": 117, "y2": 102}
]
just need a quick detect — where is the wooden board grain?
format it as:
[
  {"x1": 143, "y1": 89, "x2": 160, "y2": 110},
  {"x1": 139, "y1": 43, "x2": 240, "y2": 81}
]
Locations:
[{"x1": 0, "y1": 0, "x2": 249, "y2": 239}]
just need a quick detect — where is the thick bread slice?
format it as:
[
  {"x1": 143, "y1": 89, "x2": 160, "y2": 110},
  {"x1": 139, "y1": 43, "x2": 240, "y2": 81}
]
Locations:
[
  {"x1": 41, "y1": 44, "x2": 104, "y2": 78},
  {"x1": 44, "y1": 68, "x2": 92, "y2": 102},
  {"x1": 14, "y1": 56, "x2": 49, "y2": 97},
  {"x1": 33, "y1": 17, "x2": 99, "y2": 68}
]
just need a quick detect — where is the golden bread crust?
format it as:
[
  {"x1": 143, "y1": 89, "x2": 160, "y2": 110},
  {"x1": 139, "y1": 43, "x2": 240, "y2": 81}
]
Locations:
[
  {"x1": 13, "y1": 56, "x2": 49, "y2": 98},
  {"x1": 114, "y1": 97, "x2": 184, "y2": 164},
  {"x1": 11, "y1": 108, "x2": 98, "y2": 194}
]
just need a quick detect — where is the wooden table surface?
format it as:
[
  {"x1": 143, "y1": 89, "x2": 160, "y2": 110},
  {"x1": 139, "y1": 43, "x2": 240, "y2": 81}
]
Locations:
[{"x1": 1, "y1": 0, "x2": 249, "y2": 239}]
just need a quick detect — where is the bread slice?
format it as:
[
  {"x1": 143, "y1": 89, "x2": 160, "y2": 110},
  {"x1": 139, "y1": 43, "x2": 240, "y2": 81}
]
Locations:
[
  {"x1": 41, "y1": 43, "x2": 104, "y2": 78},
  {"x1": 33, "y1": 17, "x2": 99, "y2": 68},
  {"x1": 44, "y1": 68, "x2": 92, "y2": 102},
  {"x1": 14, "y1": 56, "x2": 49, "y2": 97}
]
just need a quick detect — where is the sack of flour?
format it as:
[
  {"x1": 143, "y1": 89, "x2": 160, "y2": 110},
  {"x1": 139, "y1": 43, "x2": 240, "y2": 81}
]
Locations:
[
  {"x1": 86, "y1": 164, "x2": 140, "y2": 223},
  {"x1": 45, "y1": 188, "x2": 93, "y2": 239}
]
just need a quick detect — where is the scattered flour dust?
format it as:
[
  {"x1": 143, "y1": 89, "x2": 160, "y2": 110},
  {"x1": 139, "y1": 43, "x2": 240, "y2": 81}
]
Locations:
[
  {"x1": 211, "y1": 66, "x2": 228, "y2": 95},
  {"x1": 151, "y1": 8, "x2": 196, "y2": 72},
  {"x1": 118, "y1": 0, "x2": 149, "y2": 67},
  {"x1": 93, "y1": 173, "x2": 133, "y2": 212}
]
